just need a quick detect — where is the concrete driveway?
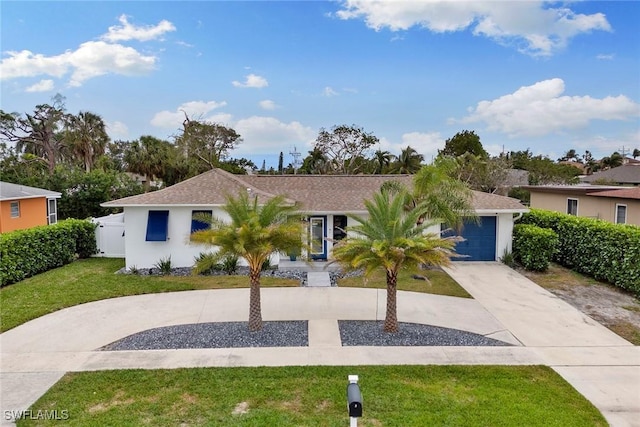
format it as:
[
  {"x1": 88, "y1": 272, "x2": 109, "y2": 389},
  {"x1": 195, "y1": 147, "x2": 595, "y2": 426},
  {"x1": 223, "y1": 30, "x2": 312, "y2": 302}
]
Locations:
[{"x1": 1, "y1": 262, "x2": 639, "y2": 426}]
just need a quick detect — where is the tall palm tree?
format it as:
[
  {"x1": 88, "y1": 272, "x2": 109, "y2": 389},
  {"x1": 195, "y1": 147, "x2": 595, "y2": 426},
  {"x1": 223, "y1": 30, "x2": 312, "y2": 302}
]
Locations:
[
  {"x1": 390, "y1": 146, "x2": 423, "y2": 174},
  {"x1": 373, "y1": 149, "x2": 394, "y2": 174},
  {"x1": 332, "y1": 189, "x2": 458, "y2": 332},
  {"x1": 191, "y1": 192, "x2": 303, "y2": 331},
  {"x1": 65, "y1": 111, "x2": 109, "y2": 172},
  {"x1": 123, "y1": 136, "x2": 173, "y2": 191}
]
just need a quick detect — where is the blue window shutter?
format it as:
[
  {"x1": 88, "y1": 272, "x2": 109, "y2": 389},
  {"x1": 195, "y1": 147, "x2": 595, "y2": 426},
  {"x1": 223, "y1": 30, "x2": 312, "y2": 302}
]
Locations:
[
  {"x1": 146, "y1": 210, "x2": 169, "y2": 241},
  {"x1": 191, "y1": 210, "x2": 212, "y2": 233}
]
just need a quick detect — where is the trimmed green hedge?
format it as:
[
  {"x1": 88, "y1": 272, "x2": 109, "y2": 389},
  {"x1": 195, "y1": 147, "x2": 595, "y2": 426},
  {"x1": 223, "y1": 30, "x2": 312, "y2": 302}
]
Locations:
[
  {"x1": 0, "y1": 219, "x2": 97, "y2": 286},
  {"x1": 513, "y1": 224, "x2": 558, "y2": 272},
  {"x1": 519, "y1": 209, "x2": 640, "y2": 295}
]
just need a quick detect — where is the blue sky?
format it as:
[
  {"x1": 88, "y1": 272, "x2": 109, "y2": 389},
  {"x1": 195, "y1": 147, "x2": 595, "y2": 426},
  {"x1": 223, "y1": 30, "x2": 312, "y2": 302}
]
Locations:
[{"x1": 2, "y1": 1, "x2": 639, "y2": 168}]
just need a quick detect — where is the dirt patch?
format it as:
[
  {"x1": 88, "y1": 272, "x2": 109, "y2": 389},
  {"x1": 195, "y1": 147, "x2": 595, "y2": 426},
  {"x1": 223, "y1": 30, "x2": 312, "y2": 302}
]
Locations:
[{"x1": 517, "y1": 264, "x2": 640, "y2": 344}]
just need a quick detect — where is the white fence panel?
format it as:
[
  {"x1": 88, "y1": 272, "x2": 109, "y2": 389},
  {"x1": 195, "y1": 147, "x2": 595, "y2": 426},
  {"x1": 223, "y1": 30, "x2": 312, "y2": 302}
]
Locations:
[{"x1": 93, "y1": 213, "x2": 125, "y2": 258}]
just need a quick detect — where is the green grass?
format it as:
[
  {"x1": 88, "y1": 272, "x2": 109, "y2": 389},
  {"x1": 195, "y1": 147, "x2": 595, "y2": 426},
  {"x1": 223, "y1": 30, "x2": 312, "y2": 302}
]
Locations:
[
  {"x1": 19, "y1": 365, "x2": 606, "y2": 426},
  {"x1": 0, "y1": 258, "x2": 297, "y2": 333},
  {"x1": 338, "y1": 267, "x2": 472, "y2": 298}
]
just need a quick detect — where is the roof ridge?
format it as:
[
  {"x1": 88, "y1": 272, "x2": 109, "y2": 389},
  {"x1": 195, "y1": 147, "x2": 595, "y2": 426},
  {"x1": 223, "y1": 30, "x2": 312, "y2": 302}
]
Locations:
[{"x1": 213, "y1": 168, "x2": 296, "y2": 204}]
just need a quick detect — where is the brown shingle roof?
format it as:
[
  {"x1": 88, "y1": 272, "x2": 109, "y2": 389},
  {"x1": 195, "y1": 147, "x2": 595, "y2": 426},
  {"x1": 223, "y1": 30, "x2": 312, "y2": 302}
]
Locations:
[
  {"x1": 588, "y1": 187, "x2": 640, "y2": 200},
  {"x1": 582, "y1": 164, "x2": 640, "y2": 185},
  {"x1": 103, "y1": 168, "x2": 527, "y2": 212}
]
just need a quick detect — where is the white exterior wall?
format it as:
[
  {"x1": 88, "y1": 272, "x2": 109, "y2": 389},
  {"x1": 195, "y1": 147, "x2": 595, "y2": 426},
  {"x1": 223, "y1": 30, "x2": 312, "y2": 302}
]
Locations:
[
  {"x1": 124, "y1": 206, "x2": 225, "y2": 269},
  {"x1": 496, "y1": 212, "x2": 515, "y2": 260}
]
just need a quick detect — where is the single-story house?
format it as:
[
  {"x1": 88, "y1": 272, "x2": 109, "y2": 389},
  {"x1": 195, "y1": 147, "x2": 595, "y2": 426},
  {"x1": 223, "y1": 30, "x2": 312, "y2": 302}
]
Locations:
[
  {"x1": 581, "y1": 163, "x2": 640, "y2": 186},
  {"x1": 0, "y1": 181, "x2": 61, "y2": 233},
  {"x1": 102, "y1": 168, "x2": 528, "y2": 269},
  {"x1": 525, "y1": 185, "x2": 640, "y2": 225}
]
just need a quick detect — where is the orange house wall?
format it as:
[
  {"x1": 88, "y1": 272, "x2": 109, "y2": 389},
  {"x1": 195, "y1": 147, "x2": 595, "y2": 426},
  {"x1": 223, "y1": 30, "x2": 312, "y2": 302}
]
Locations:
[{"x1": 0, "y1": 198, "x2": 49, "y2": 233}]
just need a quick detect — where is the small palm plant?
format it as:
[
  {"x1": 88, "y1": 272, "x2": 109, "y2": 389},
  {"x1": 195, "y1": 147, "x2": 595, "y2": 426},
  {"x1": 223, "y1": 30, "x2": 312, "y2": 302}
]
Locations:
[
  {"x1": 191, "y1": 191, "x2": 303, "y2": 331},
  {"x1": 332, "y1": 188, "x2": 458, "y2": 333}
]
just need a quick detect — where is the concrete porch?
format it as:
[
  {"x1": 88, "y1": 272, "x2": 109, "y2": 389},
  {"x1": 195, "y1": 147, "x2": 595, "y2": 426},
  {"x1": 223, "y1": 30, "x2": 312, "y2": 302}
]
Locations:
[{"x1": 277, "y1": 259, "x2": 342, "y2": 272}]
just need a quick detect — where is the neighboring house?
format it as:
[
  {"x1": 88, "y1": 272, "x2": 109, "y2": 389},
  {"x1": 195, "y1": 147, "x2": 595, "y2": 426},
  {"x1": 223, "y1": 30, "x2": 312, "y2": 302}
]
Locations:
[
  {"x1": 102, "y1": 168, "x2": 528, "y2": 269},
  {"x1": 581, "y1": 164, "x2": 640, "y2": 186},
  {"x1": 525, "y1": 185, "x2": 640, "y2": 225},
  {"x1": 0, "y1": 181, "x2": 61, "y2": 233},
  {"x1": 495, "y1": 169, "x2": 529, "y2": 196}
]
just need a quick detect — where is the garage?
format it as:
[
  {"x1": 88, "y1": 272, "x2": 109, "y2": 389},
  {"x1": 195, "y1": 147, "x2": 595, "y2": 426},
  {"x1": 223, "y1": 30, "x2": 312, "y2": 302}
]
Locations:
[{"x1": 444, "y1": 216, "x2": 497, "y2": 261}]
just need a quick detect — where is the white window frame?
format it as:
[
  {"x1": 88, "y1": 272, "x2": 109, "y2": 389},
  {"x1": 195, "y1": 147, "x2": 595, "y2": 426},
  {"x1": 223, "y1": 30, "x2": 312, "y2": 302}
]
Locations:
[
  {"x1": 47, "y1": 198, "x2": 58, "y2": 225},
  {"x1": 567, "y1": 198, "x2": 578, "y2": 216},
  {"x1": 615, "y1": 204, "x2": 627, "y2": 224},
  {"x1": 10, "y1": 201, "x2": 20, "y2": 218}
]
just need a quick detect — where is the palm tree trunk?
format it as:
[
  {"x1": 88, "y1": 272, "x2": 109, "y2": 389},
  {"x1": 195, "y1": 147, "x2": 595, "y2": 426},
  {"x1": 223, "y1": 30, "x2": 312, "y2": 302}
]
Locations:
[
  {"x1": 248, "y1": 266, "x2": 263, "y2": 331},
  {"x1": 384, "y1": 269, "x2": 399, "y2": 333}
]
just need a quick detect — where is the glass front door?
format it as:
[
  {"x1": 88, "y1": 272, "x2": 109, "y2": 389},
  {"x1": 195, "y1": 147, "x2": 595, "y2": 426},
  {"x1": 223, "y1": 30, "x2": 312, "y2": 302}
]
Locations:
[{"x1": 309, "y1": 216, "x2": 326, "y2": 259}]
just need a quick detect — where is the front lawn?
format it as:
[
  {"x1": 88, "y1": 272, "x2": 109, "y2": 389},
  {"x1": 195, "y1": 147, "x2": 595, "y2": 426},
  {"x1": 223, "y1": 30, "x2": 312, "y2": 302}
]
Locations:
[
  {"x1": 20, "y1": 365, "x2": 605, "y2": 426},
  {"x1": 338, "y1": 267, "x2": 472, "y2": 298},
  {"x1": 0, "y1": 258, "x2": 297, "y2": 333}
]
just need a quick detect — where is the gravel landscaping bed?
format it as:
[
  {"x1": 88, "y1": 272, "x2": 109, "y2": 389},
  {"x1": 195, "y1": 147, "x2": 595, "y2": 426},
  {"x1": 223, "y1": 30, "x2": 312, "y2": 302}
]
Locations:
[
  {"x1": 117, "y1": 266, "x2": 358, "y2": 286},
  {"x1": 101, "y1": 320, "x2": 510, "y2": 351},
  {"x1": 101, "y1": 321, "x2": 309, "y2": 350},
  {"x1": 339, "y1": 321, "x2": 511, "y2": 346}
]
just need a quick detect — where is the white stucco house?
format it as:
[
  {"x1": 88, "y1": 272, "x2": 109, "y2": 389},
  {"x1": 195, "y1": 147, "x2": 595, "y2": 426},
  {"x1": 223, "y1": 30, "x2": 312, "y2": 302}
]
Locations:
[{"x1": 102, "y1": 168, "x2": 528, "y2": 269}]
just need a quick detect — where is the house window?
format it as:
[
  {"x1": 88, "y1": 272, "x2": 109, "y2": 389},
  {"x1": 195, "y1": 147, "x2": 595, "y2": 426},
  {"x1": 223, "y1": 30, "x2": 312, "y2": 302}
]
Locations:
[
  {"x1": 145, "y1": 210, "x2": 169, "y2": 241},
  {"x1": 10, "y1": 201, "x2": 20, "y2": 218},
  {"x1": 333, "y1": 215, "x2": 347, "y2": 241},
  {"x1": 48, "y1": 199, "x2": 57, "y2": 225},
  {"x1": 191, "y1": 210, "x2": 212, "y2": 233},
  {"x1": 567, "y1": 198, "x2": 578, "y2": 216},
  {"x1": 616, "y1": 204, "x2": 627, "y2": 224}
]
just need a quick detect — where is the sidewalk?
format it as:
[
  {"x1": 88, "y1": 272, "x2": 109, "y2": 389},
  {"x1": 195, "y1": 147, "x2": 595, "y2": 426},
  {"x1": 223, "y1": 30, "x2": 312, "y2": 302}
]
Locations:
[{"x1": 1, "y1": 262, "x2": 639, "y2": 426}]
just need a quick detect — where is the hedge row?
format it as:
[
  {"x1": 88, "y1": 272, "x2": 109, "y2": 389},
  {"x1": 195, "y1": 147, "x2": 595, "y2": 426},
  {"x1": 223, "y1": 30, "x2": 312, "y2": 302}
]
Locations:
[
  {"x1": 519, "y1": 209, "x2": 640, "y2": 295},
  {"x1": 0, "y1": 219, "x2": 97, "y2": 286},
  {"x1": 512, "y1": 224, "x2": 558, "y2": 272}
]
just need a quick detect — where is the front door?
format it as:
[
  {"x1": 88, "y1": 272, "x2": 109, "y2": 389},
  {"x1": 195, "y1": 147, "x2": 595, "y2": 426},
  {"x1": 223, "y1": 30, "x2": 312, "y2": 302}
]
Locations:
[{"x1": 308, "y1": 216, "x2": 327, "y2": 260}]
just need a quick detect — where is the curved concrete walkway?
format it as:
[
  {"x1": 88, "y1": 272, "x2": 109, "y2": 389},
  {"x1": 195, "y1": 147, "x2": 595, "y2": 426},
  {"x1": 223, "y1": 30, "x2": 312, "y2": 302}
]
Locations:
[{"x1": 1, "y1": 262, "x2": 639, "y2": 426}]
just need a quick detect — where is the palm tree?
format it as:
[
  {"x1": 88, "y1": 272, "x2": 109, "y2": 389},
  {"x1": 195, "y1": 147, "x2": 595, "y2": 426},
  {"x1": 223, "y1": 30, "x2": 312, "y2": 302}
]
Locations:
[
  {"x1": 65, "y1": 111, "x2": 109, "y2": 172},
  {"x1": 123, "y1": 136, "x2": 174, "y2": 191},
  {"x1": 373, "y1": 149, "x2": 394, "y2": 174},
  {"x1": 332, "y1": 189, "x2": 458, "y2": 332},
  {"x1": 191, "y1": 191, "x2": 303, "y2": 331},
  {"x1": 390, "y1": 146, "x2": 423, "y2": 174},
  {"x1": 383, "y1": 158, "x2": 476, "y2": 230}
]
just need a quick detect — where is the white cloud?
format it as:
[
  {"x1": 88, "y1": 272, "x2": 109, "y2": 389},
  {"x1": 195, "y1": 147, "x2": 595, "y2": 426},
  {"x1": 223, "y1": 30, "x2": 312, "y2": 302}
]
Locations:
[
  {"x1": 234, "y1": 116, "x2": 316, "y2": 155},
  {"x1": 259, "y1": 100, "x2": 277, "y2": 110},
  {"x1": 1, "y1": 43, "x2": 157, "y2": 86},
  {"x1": 323, "y1": 86, "x2": 339, "y2": 97},
  {"x1": 1, "y1": 15, "x2": 168, "y2": 88},
  {"x1": 25, "y1": 79, "x2": 54, "y2": 93},
  {"x1": 102, "y1": 14, "x2": 176, "y2": 42},
  {"x1": 232, "y1": 73, "x2": 268, "y2": 88},
  {"x1": 67, "y1": 41, "x2": 156, "y2": 86},
  {"x1": 0, "y1": 50, "x2": 70, "y2": 80},
  {"x1": 106, "y1": 120, "x2": 129, "y2": 138},
  {"x1": 398, "y1": 131, "x2": 445, "y2": 161},
  {"x1": 458, "y1": 78, "x2": 640, "y2": 137},
  {"x1": 150, "y1": 100, "x2": 228, "y2": 128},
  {"x1": 597, "y1": 53, "x2": 615, "y2": 60},
  {"x1": 335, "y1": 1, "x2": 611, "y2": 56}
]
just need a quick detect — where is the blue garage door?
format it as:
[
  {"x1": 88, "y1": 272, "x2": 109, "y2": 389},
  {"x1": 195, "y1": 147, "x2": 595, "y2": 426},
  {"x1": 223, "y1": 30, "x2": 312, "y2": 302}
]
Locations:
[{"x1": 445, "y1": 216, "x2": 497, "y2": 261}]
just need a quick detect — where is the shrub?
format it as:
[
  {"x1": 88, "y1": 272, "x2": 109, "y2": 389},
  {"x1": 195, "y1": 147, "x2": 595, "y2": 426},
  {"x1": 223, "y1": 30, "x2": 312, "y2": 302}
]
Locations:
[
  {"x1": 512, "y1": 224, "x2": 558, "y2": 271},
  {"x1": 0, "y1": 219, "x2": 97, "y2": 286},
  {"x1": 154, "y1": 256, "x2": 172, "y2": 275},
  {"x1": 220, "y1": 254, "x2": 239, "y2": 274},
  {"x1": 520, "y1": 209, "x2": 640, "y2": 295}
]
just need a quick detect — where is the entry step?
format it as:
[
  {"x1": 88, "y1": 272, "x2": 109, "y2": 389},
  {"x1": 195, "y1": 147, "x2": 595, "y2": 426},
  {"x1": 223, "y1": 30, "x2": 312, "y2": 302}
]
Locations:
[{"x1": 307, "y1": 272, "x2": 331, "y2": 287}]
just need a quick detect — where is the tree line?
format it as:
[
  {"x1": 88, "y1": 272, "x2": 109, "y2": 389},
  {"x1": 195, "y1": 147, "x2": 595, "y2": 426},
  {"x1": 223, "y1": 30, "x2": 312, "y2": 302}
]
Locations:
[{"x1": 2, "y1": 96, "x2": 636, "y2": 219}]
